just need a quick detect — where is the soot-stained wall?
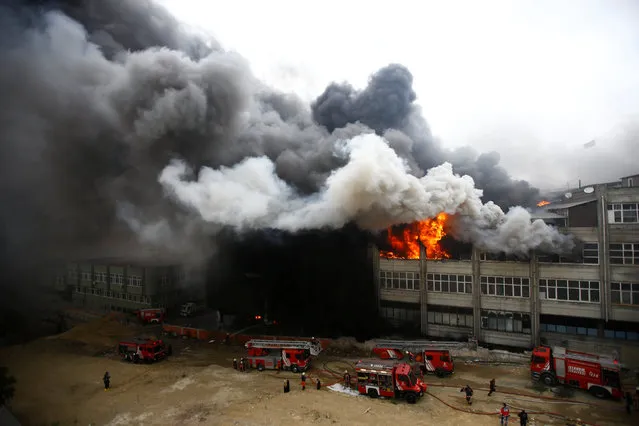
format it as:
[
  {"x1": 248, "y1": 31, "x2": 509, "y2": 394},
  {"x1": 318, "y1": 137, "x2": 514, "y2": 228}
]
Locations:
[{"x1": 207, "y1": 226, "x2": 380, "y2": 340}]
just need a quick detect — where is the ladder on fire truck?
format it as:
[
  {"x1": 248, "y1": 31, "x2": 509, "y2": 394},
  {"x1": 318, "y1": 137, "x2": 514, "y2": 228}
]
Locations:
[
  {"x1": 553, "y1": 347, "x2": 620, "y2": 369},
  {"x1": 245, "y1": 339, "x2": 323, "y2": 356},
  {"x1": 375, "y1": 339, "x2": 471, "y2": 351}
]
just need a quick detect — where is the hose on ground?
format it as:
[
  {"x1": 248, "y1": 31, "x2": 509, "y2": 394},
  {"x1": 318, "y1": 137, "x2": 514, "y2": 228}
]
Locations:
[{"x1": 424, "y1": 390, "x2": 603, "y2": 426}]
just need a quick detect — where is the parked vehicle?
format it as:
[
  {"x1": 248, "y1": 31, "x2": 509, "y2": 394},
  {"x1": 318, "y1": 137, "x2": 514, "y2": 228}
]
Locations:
[
  {"x1": 118, "y1": 337, "x2": 169, "y2": 363},
  {"x1": 373, "y1": 339, "x2": 459, "y2": 377},
  {"x1": 136, "y1": 308, "x2": 166, "y2": 324},
  {"x1": 180, "y1": 302, "x2": 205, "y2": 317},
  {"x1": 245, "y1": 339, "x2": 322, "y2": 373},
  {"x1": 530, "y1": 345, "x2": 623, "y2": 399},
  {"x1": 355, "y1": 359, "x2": 428, "y2": 404}
]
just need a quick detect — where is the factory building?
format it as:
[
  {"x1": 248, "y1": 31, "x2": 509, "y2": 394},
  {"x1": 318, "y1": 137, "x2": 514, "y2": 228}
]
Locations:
[
  {"x1": 375, "y1": 174, "x2": 639, "y2": 360},
  {"x1": 53, "y1": 256, "x2": 193, "y2": 313}
]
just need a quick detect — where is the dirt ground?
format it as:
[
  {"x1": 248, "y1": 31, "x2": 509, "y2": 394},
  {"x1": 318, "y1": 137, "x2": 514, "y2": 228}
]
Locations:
[{"x1": 0, "y1": 318, "x2": 635, "y2": 426}]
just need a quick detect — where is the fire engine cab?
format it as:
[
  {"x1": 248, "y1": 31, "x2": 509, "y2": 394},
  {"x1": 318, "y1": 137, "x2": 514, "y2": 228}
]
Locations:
[
  {"x1": 136, "y1": 308, "x2": 166, "y2": 324},
  {"x1": 530, "y1": 345, "x2": 623, "y2": 399},
  {"x1": 245, "y1": 339, "x2": 322, "y2": 373},
  {"x1": 373, "y1": 340, "x2": 455, "y2": 377},
  {"x1": 118, "y1": 337, "x2": 169, "y2": 364},
  {"x1": 355, "y1": 359, "x2": 428, "y2": 404}
]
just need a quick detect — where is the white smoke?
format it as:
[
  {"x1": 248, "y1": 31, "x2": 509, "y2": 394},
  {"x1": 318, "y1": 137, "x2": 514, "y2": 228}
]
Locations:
[{"x1": 159, "y1": 133, "x2": 575, "y2": 255}]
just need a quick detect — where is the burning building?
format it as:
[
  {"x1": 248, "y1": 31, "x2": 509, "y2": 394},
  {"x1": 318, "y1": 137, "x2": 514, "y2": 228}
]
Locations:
[
  {"x1": 1, "y1": 1, "x2": 638, "y2": 355},
  {"x1": 376, "y1": 175, "x2": 639, "y2": 361}
]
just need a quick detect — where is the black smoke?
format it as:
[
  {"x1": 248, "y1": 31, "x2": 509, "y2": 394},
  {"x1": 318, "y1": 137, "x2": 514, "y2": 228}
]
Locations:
[{"x1": 0, "y1": 0, "x2": 546, "y2": 332}]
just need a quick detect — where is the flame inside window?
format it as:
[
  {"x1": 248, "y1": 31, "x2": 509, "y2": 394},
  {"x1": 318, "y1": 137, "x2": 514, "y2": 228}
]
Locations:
[{"x1": 379, "y1": 213, "x2": 451, "y2": 260}]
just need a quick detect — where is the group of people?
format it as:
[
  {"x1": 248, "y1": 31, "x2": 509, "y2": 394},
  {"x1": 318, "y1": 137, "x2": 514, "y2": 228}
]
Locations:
[
  {"x1": 283, "y1": 372, "x2": 321, "y2": 393},
  {"x1": 459, "y1": 380, "x2": 528, "y2": 425},
  {"x1": 232, "y1": 357, "x2": 249, "y2": 372}
]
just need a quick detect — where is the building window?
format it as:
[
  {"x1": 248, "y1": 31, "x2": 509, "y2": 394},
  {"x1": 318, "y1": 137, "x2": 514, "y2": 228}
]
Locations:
[
  {"x1": 67, "y1": 270, "x2": 77, "y2": 281},
  {"x1": 426, "y1": 273, "x2": 472, "y2": 293},
  {"x1": 427, "y1": 305, "x2": 473, "y2": 328},
  {"x1": 611, "y1": 282, "x2": 639, "y2": 305},
  {"x1": 540, "y1": 315, "x2": 598, "y2": 337},
  {"x1": 379, "y1": 271, "x2": 420, "y2": 290},
  {"x1": 80, "y1": 271, "x2": 92, "y2": 281},
  {"x1": 94, "y1": 272, "x2": 107, "y2": 283},
  {"x1": 481, "y1": 310, "x2": 531, "y2": 334},
  {"x1": 607, "y1": 203, "x2": 639, "y2": 223},
  {"x1": 538, "y1": 242, "x2": 599, "y2": 264},
  {"x1": 380, "y1": 300, "x2": 420, "y2": 324},
  {"x1": 604, "y1": 320, "x2": 639, "y2": 341},
  {"x1": 609, "y1": 243, "x2": 639, "y2": 265},
  {"x1": 480, "y1": 253, "x2": 527, "y2": 262},
  {"x1": 480, "y1": 276, "x2": 530, "y2": 298},
  {"x1": 110, "y1": 273, "x2": 124, "y2": 285},
  {"x1": 539, "y1": 279, "x2": 600, "y2": 303},
  {"x1": 127, "y1": 275, "x2": 142, "y2": 286}
]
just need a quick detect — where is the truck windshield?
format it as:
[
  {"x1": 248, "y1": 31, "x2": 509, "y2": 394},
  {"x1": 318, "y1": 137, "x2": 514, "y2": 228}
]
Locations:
[
  {"x1": 408, "y1": 371, "x2": 418, "y2": 386},
  {"x1": 602, "y1": 369, "x2": 621, "y2": 389},
  {"x1": 440, "y1": 354, "x2": 450, "y2": 362}
]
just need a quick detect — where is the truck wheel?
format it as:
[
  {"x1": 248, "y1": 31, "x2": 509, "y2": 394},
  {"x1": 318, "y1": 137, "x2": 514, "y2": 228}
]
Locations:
[
  {"x1": 405, "y1": 392, "x2": 417, "y2": 404},
  {"x1": 435, "y1": 368, "x2": 446, "y2": 378},
  {"x1": 257, "y1": 363, "x2": 265, "y2": 372},
  {"x1": 541, "y1": 373, "x2": 556, "y2": 386},
  {"x1": 367, "y1": 389, "x2": 379, "y2": 398},
  {"x1": 291, "y1": 365, "x2": 299, "y2": 373},
  {"x1": 589, "y1": 386, "x2": 610, "y2": 399}
]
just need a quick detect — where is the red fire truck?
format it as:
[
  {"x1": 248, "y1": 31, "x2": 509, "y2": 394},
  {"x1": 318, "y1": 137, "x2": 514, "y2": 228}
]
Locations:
[
  {"x1": 245, "y1": 339, "x2": 323, "y2": 373},
  {"x1": 373, "y1": 340, "x2": 457, "y2": 377},
  {"x1": 355, "y1": 359, "x2": 428, "y2": 404},
  {"x1": 118, "y1": 337, "x2": 170, "y2": 363},
  {"x1": 530, "y1": 345, "x2": 623, "y2": 399},
  {"x1": 136, "y1": 308, "x2": 166, "y2": 324}
]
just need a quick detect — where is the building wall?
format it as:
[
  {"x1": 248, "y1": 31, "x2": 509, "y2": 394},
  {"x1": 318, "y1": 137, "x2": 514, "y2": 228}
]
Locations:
[
  {"x1": 59, "y1": 260, "x2": 186, "y2": 313},
  {"x1": 376, "y1": 182, "x2": 639, "y2": 365}
]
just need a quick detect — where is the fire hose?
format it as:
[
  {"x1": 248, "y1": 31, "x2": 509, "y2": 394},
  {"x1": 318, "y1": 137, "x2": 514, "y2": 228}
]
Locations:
[
  {"x1": 425, "y1": 383, "x2": 624, "y2": 410},
  {"x1": 424, "y1": 390, "x2": 603, "y2": 426}
]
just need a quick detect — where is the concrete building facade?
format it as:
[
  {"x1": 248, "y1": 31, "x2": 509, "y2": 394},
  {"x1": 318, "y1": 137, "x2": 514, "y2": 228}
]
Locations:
[
  {"x1": 54, "y1": 258, "x2": 190, "y2": 313},
  {"x1": 375, "y1": 176, "x2": 639, "y2": 363}
]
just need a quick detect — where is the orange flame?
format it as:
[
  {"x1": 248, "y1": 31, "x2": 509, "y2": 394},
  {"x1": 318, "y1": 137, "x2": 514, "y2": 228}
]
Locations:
[
  {"x1": 379, "y1": 213, "x2": 451, "y2": 260},
  {"x1": 537, "y1": 200, "x2": 551, "y2": 207}
]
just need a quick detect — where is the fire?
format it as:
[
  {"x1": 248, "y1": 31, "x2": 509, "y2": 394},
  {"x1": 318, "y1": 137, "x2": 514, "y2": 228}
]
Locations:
[
  {"x1": 379, "y1": 213, "x2": 451, "y2": 260},
  {"x1": 537, "y1": 200, "x2": 551, "y2": 207}
]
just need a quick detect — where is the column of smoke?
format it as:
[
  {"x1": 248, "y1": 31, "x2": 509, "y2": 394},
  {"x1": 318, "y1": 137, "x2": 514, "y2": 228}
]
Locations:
[{"x1": 0, "y1": 0, "x2": 578, "y2": 293}]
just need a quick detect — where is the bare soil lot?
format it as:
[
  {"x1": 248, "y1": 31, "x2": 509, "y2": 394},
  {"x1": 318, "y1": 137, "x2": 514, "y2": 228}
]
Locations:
[{"x1": 0, "y1": 317, "x2": 634, "y2": 426}]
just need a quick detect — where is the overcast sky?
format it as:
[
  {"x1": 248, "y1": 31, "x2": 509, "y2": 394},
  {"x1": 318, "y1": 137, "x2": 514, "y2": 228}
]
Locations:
[{"x1": 158, "y1": 0, "x2": 639, "y2": 190}]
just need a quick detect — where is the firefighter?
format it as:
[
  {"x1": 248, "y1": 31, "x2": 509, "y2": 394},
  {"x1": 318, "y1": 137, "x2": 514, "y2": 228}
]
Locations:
[
  {"x1": 283, "y1": 379, "x2": 290, "y2": 393},
  {"x1": 233, "y1": 358, "x2": 238, "y2": 370},
  {"x1": 488, "y1": 378, "x2": 496, "y2": 396},
  {"x1": 103, "y1": 371, "x2": 111, "y2": 391},
  {"x1": 301, "y1": 372, "x2": 306, "y2": 390},
  {"x1": 316, "y1": 378, "x2": 321, "y2": 390},
  {"x1": 239, "y1": 357, "x2": 245, "y2": 372},
  {"x1": 500, "y1": 403, "x2": 510, "y2": 426},
  {"x1": 626, "y1": 391, "x2": 633, "y2": 414},
  {"x1": 460, "y1": 385, "x2": 473, "y2": 405},
  {"x1": 517, "y1": 409, "x2": 528, "y2": 426},
  {"x1": 343, "y1": 370, "x2": 351, "y2": 389}
]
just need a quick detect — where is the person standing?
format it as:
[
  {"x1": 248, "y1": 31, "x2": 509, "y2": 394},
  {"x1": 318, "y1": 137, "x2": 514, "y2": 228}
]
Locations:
[
  {"x1": 517, "y1": 409, "x2": 528, "y2": 426},
  {"x1": 283, "y1": 379, "x2": 290, "y2": 393},
  {"x1": 343, "y1": 370, "x2": 351, "y2": 389},
  {"x1": 316, "y1": 378, "x2": 321, "y2": 390},
  {"x1": 500, "y1": 403, "x2": 510, "y2": 426},
  {"x1": 626, "y1": 391, "x2": 633, "y2": 414},
  {"x1": 233, "y1": 358, "x2": 238, "y2": 370},
  {"x1": 103, "y1": 371, "x2": 111, "y2": 391},
  {"x1": 301, "y1": 372, "x2": 306, "y2": 390},
  {"x1": 488, "y1": 378, "x2": 496, "y2": 396}
]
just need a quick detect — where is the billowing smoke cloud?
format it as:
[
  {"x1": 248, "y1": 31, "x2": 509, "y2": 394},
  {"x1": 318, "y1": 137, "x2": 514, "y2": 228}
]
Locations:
[{"x1": 0, "y1": 0, "x2": 574, "y2": 285}]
